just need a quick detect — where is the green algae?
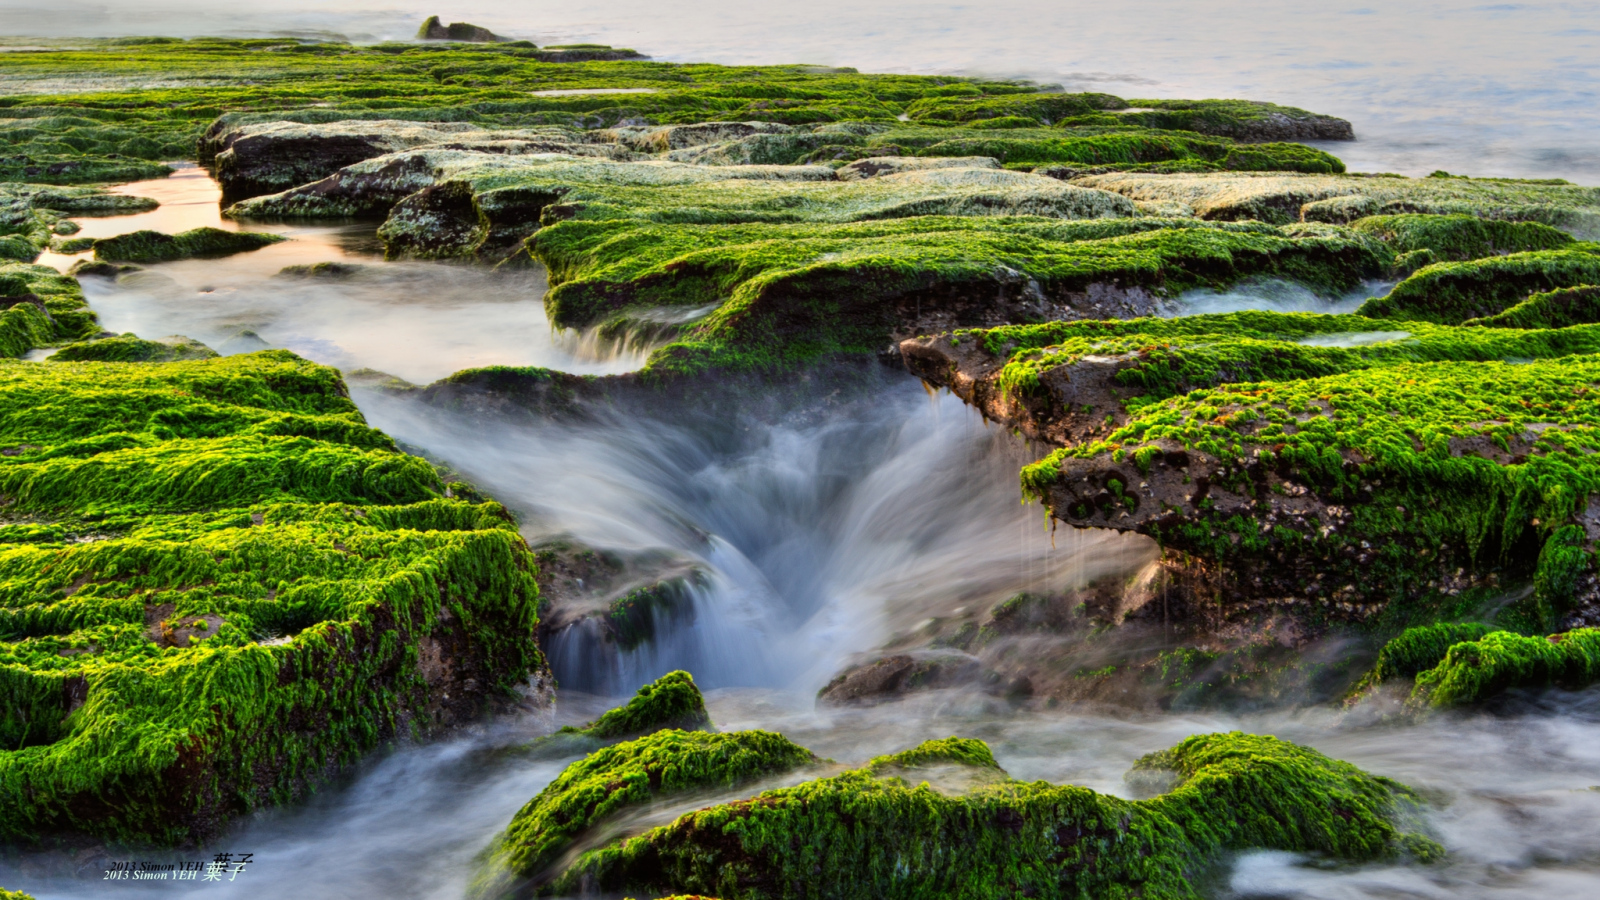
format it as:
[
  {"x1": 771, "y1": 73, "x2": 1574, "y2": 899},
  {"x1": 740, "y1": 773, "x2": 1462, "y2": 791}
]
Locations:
[
  {"x1": 1358, "y1": 245, "x2": 1600, "y2": 324},
  {"x1": 1074, "y1": 172, "x2": 1600, "y2": 235},
  {"x1": 564, "y1": 670, "x2": 713, "y2": 740},
  {"x1": 0, "y1": 262, "x2": 102, "y2": 354},
  {"x1": 1019, "y1": 352, "x2": 1600, "y2": 623},
  {"x1": 528, "y1": 216, "x2": 1388, "y2": 380},
  {"x1": 0, "y1": 351, "x2": 545, "y2": 844},
  {"x1": 1350, "y1": 213, "x2": 1574, "y2": 265},
  {"x1": 1412, "y1": 628, "x2": 1600, "y2": 708},
  {"x1": 1466, "y1": 285, "x2": 1600, "y2": 329},
  {"x1": 48, "y1": 333, "x2": 217, "y2": 362},
  {"x1": 93, "y1": 227, "x2": 285, "y2": 263},
  {"x1": 472, "y1": 728, "x2": 816, "y2": 897},
  {"x1": 0, "y1": 39, "x2": 1347, "y2": 156},
  {"x1": 1349, "y1": 623, "x2": 1499, "y2": 700},
  {"x1": 976, "y1": 311, "x2": 1600, "y2": 409},
  {"x1": 546, "y1": 731, "x2": 1434, "y2": 900}
]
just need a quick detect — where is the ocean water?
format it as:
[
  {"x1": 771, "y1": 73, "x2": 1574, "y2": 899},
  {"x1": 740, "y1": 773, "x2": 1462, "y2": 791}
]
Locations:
[{"x1": 2, "y1": 0, "x2": 1597, "y2": 183}]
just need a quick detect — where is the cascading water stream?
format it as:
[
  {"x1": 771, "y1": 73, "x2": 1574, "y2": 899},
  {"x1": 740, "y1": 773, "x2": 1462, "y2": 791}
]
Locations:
[{"x1": 355, "y1": 376, "x2": 1154, "y2": 697}]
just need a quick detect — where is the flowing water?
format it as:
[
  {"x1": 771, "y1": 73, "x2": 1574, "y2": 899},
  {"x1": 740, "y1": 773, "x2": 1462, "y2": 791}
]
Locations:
[{"x1": 4, "y1": 6, "x2": 1600, "y2": 891}]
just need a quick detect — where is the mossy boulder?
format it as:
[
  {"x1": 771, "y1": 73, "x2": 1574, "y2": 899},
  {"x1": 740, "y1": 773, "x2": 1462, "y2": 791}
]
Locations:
[
  {"x1": 0, "y1": 352, "x2": 548, "y2": 843},
  {"x1": 417, "y1": 17, "x2": 502, "y2": 43},
  {"x1": 1350, "y1": 213, "x2": 1574, "y2": 266},
  {"x1": 1358, "y1": 245, "x2": 1600, "y2": 324},
  {"x1": 1, "y1": 183, "x2": 158, "y2": 263},
  {"x1": 471, "y1": 729, "x2": 817, "y2": 898},
  {"x1": 0, "y1": 262, "x2": 101, "y2": 355},
  {"x1": 1411, "y1": 628, "x2": 1600, "y2": 708},
  {"x1": 902, "y1": 310, "x2": 1600, "y2": 447},
  {"x1": 1020, "y1": 352, "x2": 1600, "y2": 628},
  {"x1": 533, "y1": 731, "x2": 1434, "y2": 900},
  {"x1": 92, "y1": 227, "x2": 285, "y2": 263},
  {"x1": 48, "y1": 333, "x2": 217, "y2": 362},
  {"x1": 1465, "y1": 285, "x2": 1600, "y2": 329},
  {"x1": 567, "y1": 670, "x2": 713, "y2": 740}
]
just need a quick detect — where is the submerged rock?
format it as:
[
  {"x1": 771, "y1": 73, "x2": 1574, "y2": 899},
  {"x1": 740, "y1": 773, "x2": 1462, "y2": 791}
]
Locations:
[
  {"x1": 0, "y1": 352, "x2": 550, "y2": 843},
  {"x1": 92, "y1": 227, "x2": 285, "y2": 263},
  {"x1": 478, "y1": 731, "x2": 1437, "y2": 900},
  {"x1": 816, "y1": 651, "x2": 994, "y2": 705}
]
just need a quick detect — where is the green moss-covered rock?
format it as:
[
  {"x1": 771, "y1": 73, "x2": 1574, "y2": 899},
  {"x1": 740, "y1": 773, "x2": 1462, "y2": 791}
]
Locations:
[
  {"x1": 530, "y1": 216, "x2": 1388, "y2": 381},
  {"x1": 47, "y1": 333, "x2": 217, "y2": 362},
  {"x1": 472, "y1": 729, "x2": 816, "y2": 897},
  {"x1": 903, "y1": 310, "x2": 1600, "y2": 447},
  {"x1": 1, "y1": 183, "x2": 159, "y2": 263},
  {"x1": 0, "y1": 262, "x2": 102, "y2": 355},
  {"x1": 544, "y1": 732, "x2": 1433, "y2": 900},
  {"x1": 1357, "y1": 245, "x2": 1600, "y2": 324},
  {"x1": 1113, "y1": 99, "x2": 1355, "y2": 142},
  {"x1": 1350, "y1": 213, "x2": 1574, "y2": 264},
  {"x1": 1465, "y1": 285, "x2": 1600, "y2": 329},
  {"x1": 568, "y1": 670, "x2": 713, "y2": 740},
  {"x1": 0, "y1": 351, "x2": 546, "y2": 844},
  {"x1": 1074, "y1": 172, "x2": 1600, "y2": 235},
  {"x1": 1411, "y1": 628, "x2": 1600, "y2": 707},
  {"x1": 0, "y1": 888, "x2": 37, "y2": 900},
  {"x1": 1020, "y1": 352, "x2": 1600, "y2": 626},
  {"x1": 92, "y1": 227, "x2": 285, "y2": 263},
  {"x1": 0, "y1": 155, "x2": 171, "y2": 186}
]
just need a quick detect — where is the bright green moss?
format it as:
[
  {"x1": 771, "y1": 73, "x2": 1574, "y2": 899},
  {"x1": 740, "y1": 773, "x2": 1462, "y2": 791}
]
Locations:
[
  {"x1": 548, "y1": 731, "x2": 1433, "y2": 900},
  {"x1": 1358, "y1": 245, "x2": 1600, "y2": 324},
  {"x1": 980, "y1": 311, "x2": 1600, "y2": 406},
  {"x1": 862, "y1": 736, "x2": 999, "y2": 772},
  {"x1": 1351, "y1": 623, "x2": 1498, "y2": 697},
  {"x1": 906, "y1": 134, "x2": 1343, "y2": 174},
  {"x1": 93, "y1": 227, "x2": 285, "y2": 263},
  {"x1": 0, "y1": 889, "x2": 35, "y2": 900},
  {"x1": 1075, "y1": 172, "x2": 1600, "y2": 234},
  {"x1": 528, "y1": 216, "x2": 1388, "y2": 380},
  {"x1": 1412, "y1": 628, "x2": 1600, "y2": 707},
  {"x1": 48, "y1": 333, "x2": 217, "y2": 362},
  {"x1": 1466, "y1": 285, "x2": 1600, "y2": 329},
  {"x1": 471, "y1": 729, "x2": 816, "y2": 898},
  {"x1": 566, "y1": 670, "x2": 713, "y2": 740},
  {"x1": 0, "y1": 262, "x2": 102, "y2": 353},
  {"x1": 0, "y1": 351, "x2": 545, "y2": 844},
  {"x1": 1021, "y1": 353, "x2": 1600, "y2": 621},
  {"x1": 1350, "y1": 213, "x2": 1574, "y2": 263}
]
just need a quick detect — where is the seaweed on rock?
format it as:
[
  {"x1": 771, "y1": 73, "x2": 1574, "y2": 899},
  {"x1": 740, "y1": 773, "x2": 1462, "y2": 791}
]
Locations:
[
  {"x1": 0, "y1": 352, "x2": 547, "y2": 844},
  {"x1": 535, "y1": 732, "x2": 1434, "y2": 900},
  {"x1": 1411, "y1": 628, "x2": 1600, "y2": 708},
  {"x1": 92, "y1": 227, "x2": 286, "y2": 263},
  {"x1": 1466, "y1": 285, "x2": 1600, "y2": 329},
  {"x1": 1019, "y1": 353, "x2": 1600, "y2": 626},
  {"x1": 471, "y1": 728, "x2": 816, "y2": 898},
  {"x1": 1357, "y1": 245, "x2": 1600, "y2": 324},
  {"x1": 564, "y1": 670, "x2": 713, "y2": 740},
  {"x1": 48, "y1": 333, "x2": 217, "y2": 362}
]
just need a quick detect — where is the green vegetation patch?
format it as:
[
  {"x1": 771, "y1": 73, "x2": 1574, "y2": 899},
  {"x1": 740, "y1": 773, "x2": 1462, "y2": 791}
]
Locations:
[
  {"x1": 1, "y1": 183, "x2": 159, "y2": 263},
  {"x1": 1412, "y1": 628, "x2": 1600, "y2": 708},
  {"x1": 976, "y1": 311, "x2": 1600, "y2": 407},
  {"x1": 472, "y1": 728, "x2": 816, "y2": 897},
  {"x1": 1358, "y1": 245, "x2": 1600, "y2": 324},
  {"x1": 0, "y1": 262, "x2": 103, "y2": 355},
  {"x1": 93, "y1": 227, "x2": 285, "y2": 263},
  {"x1": 529, "y1": 216, "x2": 1388, "y2": 381},
  {"x1": 545, "y1": 731, "x2": 1434, "y2": 900},
  {"x1": 565, "y1": 670, "x2": 713, "y2": 740},
  {"x1": 1074, "y1": 172, "x2": 1600, "y2": 235},
  {"x1": 1466, "y1": 285, "x2": 1600, "y2": 329},
  {"x1": 0, "y1": 351, "x2": 545, "y2": 844},
  {"x1": 1022, "y1": 352, "x2": 1600, "y2": 623},
  {"x1": 47, "y1": 333, "x2": 217, "y2": 362}
]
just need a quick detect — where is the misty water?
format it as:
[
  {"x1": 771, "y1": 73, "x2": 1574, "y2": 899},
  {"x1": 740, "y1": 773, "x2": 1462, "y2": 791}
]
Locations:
[{"x1": 3, "y1": 3, "x2": 1599, "y2": 892}]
